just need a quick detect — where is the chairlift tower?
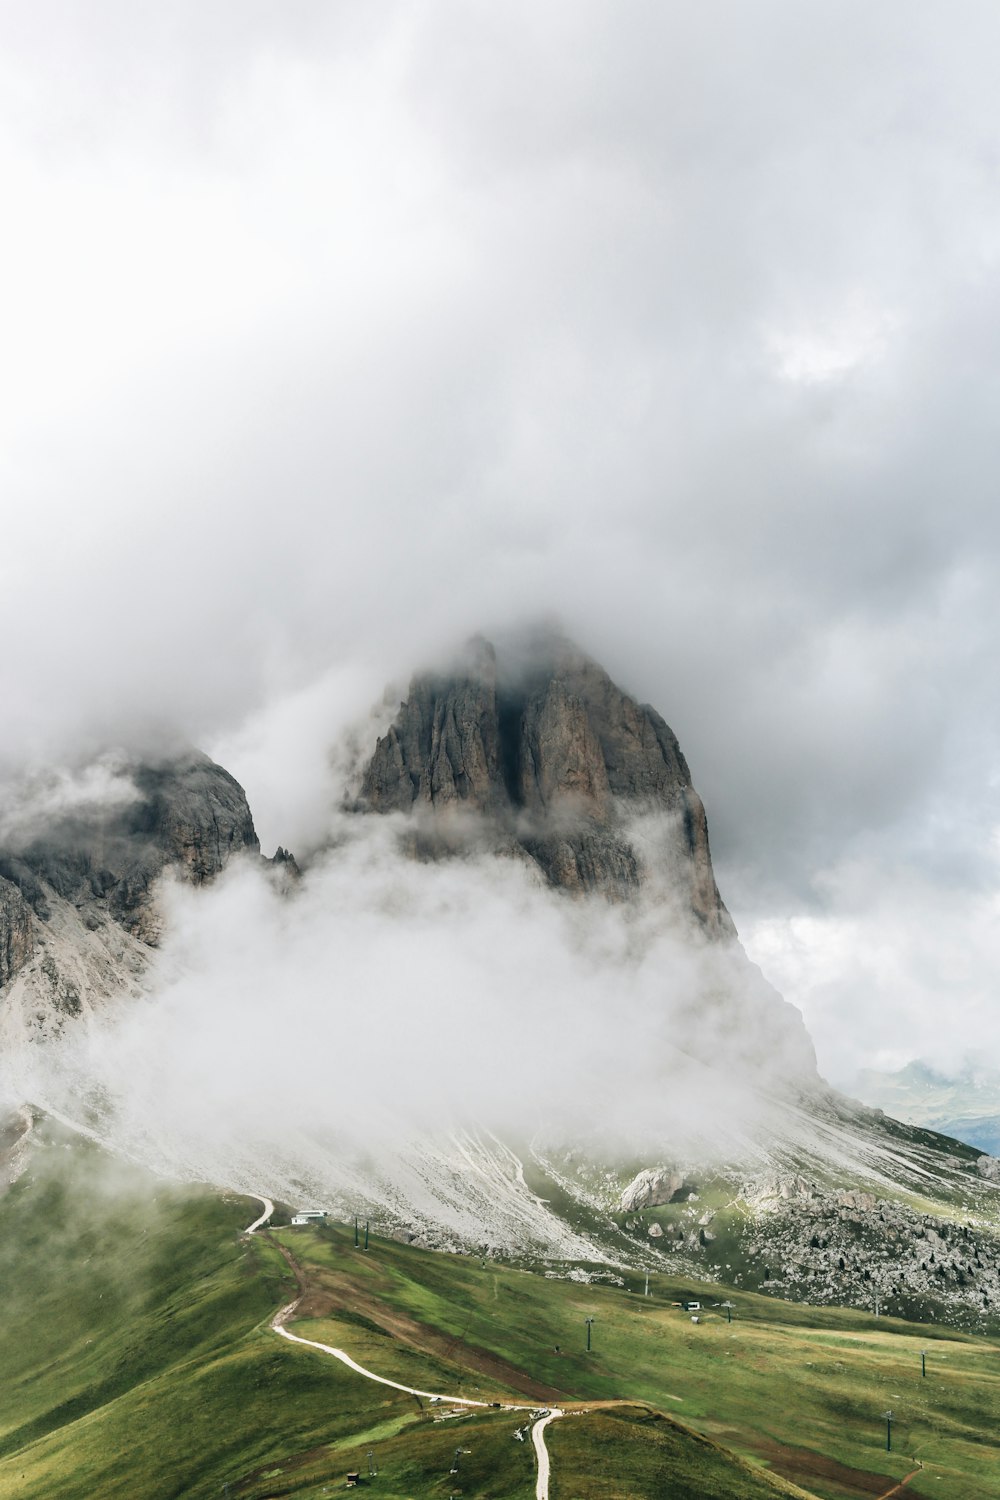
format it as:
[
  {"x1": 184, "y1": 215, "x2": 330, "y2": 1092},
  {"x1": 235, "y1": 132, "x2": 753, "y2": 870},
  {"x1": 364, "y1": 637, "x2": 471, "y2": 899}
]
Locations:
[
  {"x1": 881, "y1": 1410, "x2": 894, "y2": 1451},
  {"x1": 585, "y1": 1316, "x2": 595, "y2": 1351}
]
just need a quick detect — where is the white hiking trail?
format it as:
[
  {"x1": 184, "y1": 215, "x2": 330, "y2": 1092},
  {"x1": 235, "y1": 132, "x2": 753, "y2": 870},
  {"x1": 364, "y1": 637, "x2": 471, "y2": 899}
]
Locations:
[
  {"x1": 242, "y1": 1196, "x2": 274, "y2": 1235},
  {"x1": 269, "y1": 1299, "x2": 563, "y2": 1499},
  {"x1": 531, "y1": 1408, "x2": 562, "y2": 1500}
]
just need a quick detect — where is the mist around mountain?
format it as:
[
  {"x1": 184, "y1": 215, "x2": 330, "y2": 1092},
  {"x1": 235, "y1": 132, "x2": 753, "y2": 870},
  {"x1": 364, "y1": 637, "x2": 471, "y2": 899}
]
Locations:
[
  {"x1": 853, "y1": 1059, "x2": 1000, "y2": 1156},
  {"x1": 1, "y1": 633, "x2": 999, "y2": 1332},
  {"x1": 0, "y1": 633, "x2": 820, "y2": 1145}
]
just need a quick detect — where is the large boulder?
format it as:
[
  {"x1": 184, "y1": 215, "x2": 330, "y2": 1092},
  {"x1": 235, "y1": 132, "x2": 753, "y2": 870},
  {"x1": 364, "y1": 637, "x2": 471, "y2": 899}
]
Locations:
[{"x1": 620, "y1": 1168, "x2": 685, "y2": 1211}]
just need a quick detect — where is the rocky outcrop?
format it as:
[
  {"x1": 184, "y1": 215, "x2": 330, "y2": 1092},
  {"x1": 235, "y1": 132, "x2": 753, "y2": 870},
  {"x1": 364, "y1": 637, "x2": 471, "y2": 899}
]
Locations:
[
  {"x1": 127, "y1": 757, "x2": 260, "y2": 887},
  {"x1": 1, "y1": 753, "x2": 260, "y2": 946},
  {"x1": 0, "y1": 753, "x2": 266, "y2": 1039},
  {"x1": 0, "y1": 879, "x2": 33, "y2": 988},
  {"x1": 361, "y1": 633, "x2": 733, "y2": 931},
  {"x1": 735, "y1": 1181, "x2": 1000, "y2": 1331}
]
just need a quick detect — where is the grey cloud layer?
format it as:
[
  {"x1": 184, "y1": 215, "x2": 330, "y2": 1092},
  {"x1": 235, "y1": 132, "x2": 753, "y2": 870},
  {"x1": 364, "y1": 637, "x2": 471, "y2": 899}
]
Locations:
[{"x1": 2, "y1": 2, "x2": 999, "y2": 1077}]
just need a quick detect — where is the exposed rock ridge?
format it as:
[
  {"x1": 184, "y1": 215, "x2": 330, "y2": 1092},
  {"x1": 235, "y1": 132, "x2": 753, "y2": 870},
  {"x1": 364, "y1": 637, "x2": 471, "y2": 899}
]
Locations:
[
  {"x1": 361, "y1": 634, "x2": 734, "y2": 935},
  {"x1": 0, "y1": 753, "x2": 263, "y2": 1034},
  {"x1": 0, "y1": 880, "x2": 33, "y2": 987}
]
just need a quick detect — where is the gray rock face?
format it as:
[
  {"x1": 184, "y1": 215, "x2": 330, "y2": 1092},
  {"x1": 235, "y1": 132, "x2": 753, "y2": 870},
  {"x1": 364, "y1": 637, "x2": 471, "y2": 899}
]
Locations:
[
  {"x1": 361, "y1": 633, "x2": 733, "y2": 931},
  {"x1": 0, "y1": 752, "x2": 262, "y2": 1004},
  {"x1": 2, "y1": 753, "x2": 260, "y2": 945},
  {"x1": 127, "y1": 757, "x2": 260, "y2": 888},
  {"x1": 0, "y1": 879, "x2": 33, "y2": 987}
]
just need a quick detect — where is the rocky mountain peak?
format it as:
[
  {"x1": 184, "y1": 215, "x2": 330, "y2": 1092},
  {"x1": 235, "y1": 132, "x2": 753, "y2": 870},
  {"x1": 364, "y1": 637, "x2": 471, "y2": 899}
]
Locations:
[
  {"x1": 361, "y1": 633, "x2": 734, "y2": 936},
  {"x1": 0, "y1": 752, "x2": 259, "y2": 941},
  {"x1": 0, "y1": 752, "x2": 263, "y2": 1035}
]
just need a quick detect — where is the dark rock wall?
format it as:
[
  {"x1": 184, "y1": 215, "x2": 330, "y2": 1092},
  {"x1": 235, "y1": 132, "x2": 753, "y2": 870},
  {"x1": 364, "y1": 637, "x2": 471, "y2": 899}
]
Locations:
[
  {"x1": 1, "y1": 753, "x2": 261, "y2": 952},
  {"x1": 361, "y1": 635, "x2": 733, "y2": 932},
  {"x1": 128, "y1": 758, "x2": 261, "y2": 884},
  {"x1": 0, "y1": 878, "x2": 33, "y2": 987}
]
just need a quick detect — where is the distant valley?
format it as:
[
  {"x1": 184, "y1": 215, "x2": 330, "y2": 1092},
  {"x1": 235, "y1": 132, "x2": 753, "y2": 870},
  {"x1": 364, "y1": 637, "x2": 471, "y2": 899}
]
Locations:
[{"x1": 853, "y1": 1060, "x2": 1000, "y2": 1156}]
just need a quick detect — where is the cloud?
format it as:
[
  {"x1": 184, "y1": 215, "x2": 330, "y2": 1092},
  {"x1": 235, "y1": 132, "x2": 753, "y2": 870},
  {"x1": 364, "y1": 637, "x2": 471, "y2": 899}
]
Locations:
[
  {"x1": 1, "y1": 2, "x2": 1000, "y2": 1077},
  {"x1": 0, "y1": 755, "x2": 140, "y2": 849},
  {"x1": 7, "y1": 813, "x2": 817, "y2": 1199},
  {"x1": 743, "y1": 834, "x2": 1000, "y2": 1085}
]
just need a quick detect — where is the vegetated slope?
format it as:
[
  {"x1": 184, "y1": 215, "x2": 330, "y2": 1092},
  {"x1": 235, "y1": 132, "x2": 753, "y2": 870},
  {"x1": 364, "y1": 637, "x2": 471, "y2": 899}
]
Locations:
[
  {"x1": 0, "y1": 1124, "x2": 390, "y2": 1500},
  {"x1": 275, "y1": 1219, "x2": 1000, "y2": 1500},
  {"x1": 0, "y1": 1125, "x2": 811, "y2": 1500},
  {"x1": 1, "y1": 1123, "x2": 998, "y2": 1499},
  {"x1": 546, "y1": 1407, "x2": 812, "y2": 1500}
]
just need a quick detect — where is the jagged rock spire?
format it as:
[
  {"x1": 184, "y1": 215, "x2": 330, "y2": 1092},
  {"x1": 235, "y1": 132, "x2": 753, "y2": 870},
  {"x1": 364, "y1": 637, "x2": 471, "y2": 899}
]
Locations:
[{"x1": 361, "y1": 633, "x2": 734, "y2": 936}]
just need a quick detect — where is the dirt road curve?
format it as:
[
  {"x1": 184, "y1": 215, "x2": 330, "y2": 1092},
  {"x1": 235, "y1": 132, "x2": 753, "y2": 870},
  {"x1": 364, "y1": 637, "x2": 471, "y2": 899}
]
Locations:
[
  {"x1": 242, "y1": 1196, "x2": 274, "y2": 1236},
  {"x1": 270, "y1": 1298, "x2": 562, "y2": 1497},
  {"x1": 875, "y1": 1462, "x2": 924, "y2": 1499},
  {"x1": 530, "y1": 1408, "x2": 564, "y2": 1500},
  {"x1": 271, "y1": 1301, "x2": 493, "y2": 1406}
]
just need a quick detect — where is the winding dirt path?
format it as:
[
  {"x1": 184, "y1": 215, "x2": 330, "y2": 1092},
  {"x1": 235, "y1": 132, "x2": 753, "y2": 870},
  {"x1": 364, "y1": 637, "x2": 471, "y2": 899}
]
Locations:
[
  {"x1": 271, "y1": 1297, "x2": 494, "y2": 1407},
  {"x1": 530, "y1": 1408, "x2": 563, "y2": 1500},
  {"x1": 242, "y1": 1195, "x2": 274, "y2": 1236},
  {"x1": 875, "y1": 1462, "x2": 924, "y2": 1498},
  {"x1": 253, "y1": 1220, "x2": 917, "y2": 1500},
  {"x1": 270, "y1": 1295, "x2": 563, "y2": 1499},
  {"x1": 243, "y1": 1210, "x2": 565, "y2": 1494}
]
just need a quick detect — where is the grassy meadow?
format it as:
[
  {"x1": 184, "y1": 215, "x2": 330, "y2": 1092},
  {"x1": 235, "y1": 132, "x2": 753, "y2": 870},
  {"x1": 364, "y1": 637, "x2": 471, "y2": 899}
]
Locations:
[
  {"x1": 0, "y1": 1125, "x2": 997, "y2": 1498},
  {"x1": 276, "y1": 1223, "x2": 1000, "y2": 1499}
]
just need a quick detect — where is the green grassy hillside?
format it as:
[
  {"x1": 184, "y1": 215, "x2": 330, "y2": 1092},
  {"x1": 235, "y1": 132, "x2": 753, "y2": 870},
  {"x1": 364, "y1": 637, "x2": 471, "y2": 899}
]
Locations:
[
  {"x1": 0, "y1": 1123, "x2": 998, "y2": 1498},
  {"x1": 275, "y1": 1222, "x2": 1000, "y2": 1499}
]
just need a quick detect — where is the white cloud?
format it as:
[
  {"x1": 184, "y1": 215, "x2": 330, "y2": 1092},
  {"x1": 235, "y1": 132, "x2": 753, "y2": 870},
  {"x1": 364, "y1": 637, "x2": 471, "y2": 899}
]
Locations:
[
  {"x1": 9, "y1": 818, "x2": 816, "y2": 1190},
  {"x1": 743, "y1": 843, "x2": 1000, "y2": 1084},
  {"x1": 2, "y1": 2, "x2": 1000, "y2": 1078},
  {"x1": 765, "y1": 300, "x2": 899, "y2": 385}
]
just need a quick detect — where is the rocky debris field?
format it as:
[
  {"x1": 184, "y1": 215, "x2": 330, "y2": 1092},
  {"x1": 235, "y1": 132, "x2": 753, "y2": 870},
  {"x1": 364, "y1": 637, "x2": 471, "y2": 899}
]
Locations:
[
  {"x1": 602, "y1": 1153, "x2": 1000, "y2": 1332},
  {"x1": 731, "y1": 1178, "x2": 1000, "y2": 1330}
]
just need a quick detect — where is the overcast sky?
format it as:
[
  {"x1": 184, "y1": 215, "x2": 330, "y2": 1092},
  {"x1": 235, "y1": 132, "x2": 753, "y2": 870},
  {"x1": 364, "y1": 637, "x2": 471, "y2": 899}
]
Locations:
[{"x1": 2, "y1": 1, "x2": 999, "y2": 1085}]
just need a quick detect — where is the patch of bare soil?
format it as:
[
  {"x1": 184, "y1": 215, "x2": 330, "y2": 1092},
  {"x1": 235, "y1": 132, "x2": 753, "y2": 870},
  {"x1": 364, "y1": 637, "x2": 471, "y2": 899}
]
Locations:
[
  {"x1": 725, "y1": 1431, "x2": 932, "y2": 1500},
  {"x1": 875, "y1": 1466, "x2": 925, "y2": 1500},
  {"x1": 273, "y1": 1237, "x2": 569, "y2": 1403}
]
